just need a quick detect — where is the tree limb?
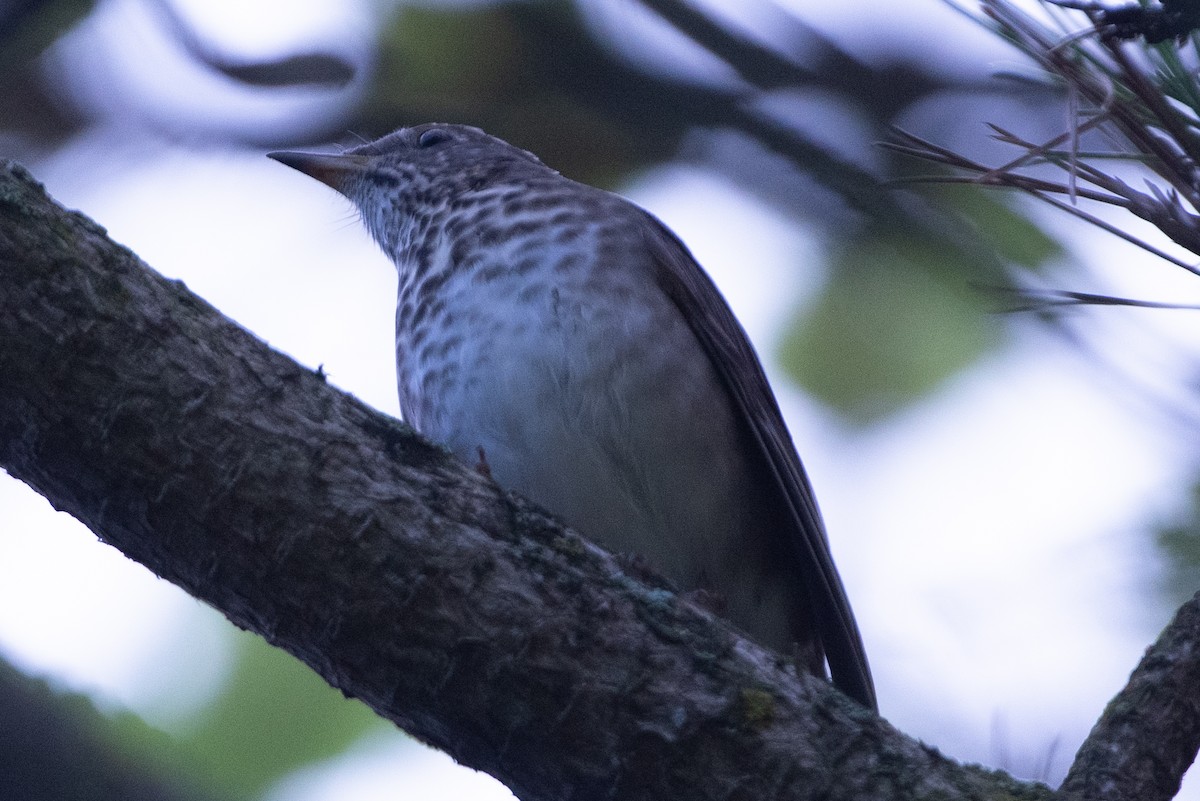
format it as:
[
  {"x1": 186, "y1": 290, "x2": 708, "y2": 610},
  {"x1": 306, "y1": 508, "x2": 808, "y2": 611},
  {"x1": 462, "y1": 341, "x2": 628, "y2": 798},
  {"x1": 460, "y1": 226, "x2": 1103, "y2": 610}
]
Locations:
[
  {"x1": 1060, "y1": 592, "x2": 1200, "y2": 801},
  {"x1": 0, "y1": 159, "x2": 1056, "y2": 800}
]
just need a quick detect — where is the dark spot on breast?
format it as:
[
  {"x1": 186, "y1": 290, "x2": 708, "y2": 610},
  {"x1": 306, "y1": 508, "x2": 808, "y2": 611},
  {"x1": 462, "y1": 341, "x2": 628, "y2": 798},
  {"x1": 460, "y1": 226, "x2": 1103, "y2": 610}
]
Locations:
[
  {"x1": 437, "y1": 363, "x2": 459, "y2": 389},
  {"x1": 430, "y1": 335, "x2": 463, "y2": 362},
  {"x1": 467, "y1": 206, "x2": 494, "y2": 227},
  {"x1": 476, "y1": 225, "x2": 503, "y2": 247},
  {"x1": 554, "y1": 253, "x2": 584, "y2": 274},
  {"x1": 607, "y1": 283, "x2": 634, "y2": 303},
  {"x1": 503, "y1": 219, "x2": 541, "y2": 238},
  {"x1": 409, "y1": 300, "x2": 429, "y2": 329},
  {"x1": 396, "y1": 297, "x2": 415, "y2": 327},
  {"x1": 450, "y1": 238, "x2": 471, "y2": 265},
  {"x1": 517, "y1": 282, "x2": 544, "y2": 303},
  {"x1": 555, "y1": 224, "x2": 584, "y2": 245},
  {"x1": 474, "y1": 262, "x2": 509, "y2": 284},
  {"x1": 423, "y1": 296, "x2": 447, "y2": 323},
  {"x1": 418, "y1": 270, "x2": 451, "y2": 298},
  {"x1": 522, "y1": 235, "x2": 550, "y2": 255},
  {"x1": 445, "y1": 215, "x2": 467, "y2": 239},
  {"x1": 413, "y1": 241, "x2": 435, "y2": 273},
  {"x1": 409, "y1": 322, "x2": 430, "y2": 350},
  {"x1": 513, "y1": 256, "x2": 540, "y2": 275},
  {"x1": 595, "y1": 239, "x2": 625, "y2": 272}
]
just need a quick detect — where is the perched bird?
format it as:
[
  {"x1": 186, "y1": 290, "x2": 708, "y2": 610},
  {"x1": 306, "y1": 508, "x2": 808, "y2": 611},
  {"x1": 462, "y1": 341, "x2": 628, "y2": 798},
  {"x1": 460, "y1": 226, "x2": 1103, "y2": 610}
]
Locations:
[{"x1": 269, "y1": 124, "x2": 876, "y2": 710}]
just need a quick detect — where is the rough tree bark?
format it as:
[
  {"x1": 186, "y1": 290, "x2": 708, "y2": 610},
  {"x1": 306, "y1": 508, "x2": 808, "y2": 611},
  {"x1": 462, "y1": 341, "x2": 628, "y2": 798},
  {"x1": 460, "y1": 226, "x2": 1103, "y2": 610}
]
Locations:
[{"x1": 0, "y1": 161, "x2": 1194, "y2": 801}]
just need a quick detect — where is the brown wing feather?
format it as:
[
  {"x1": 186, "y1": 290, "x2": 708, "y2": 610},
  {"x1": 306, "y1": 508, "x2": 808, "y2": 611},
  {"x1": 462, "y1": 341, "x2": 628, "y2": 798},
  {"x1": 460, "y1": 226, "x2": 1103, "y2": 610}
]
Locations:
[{"x1": 642, "y1": 213, "x2": 877, "y2": 711}]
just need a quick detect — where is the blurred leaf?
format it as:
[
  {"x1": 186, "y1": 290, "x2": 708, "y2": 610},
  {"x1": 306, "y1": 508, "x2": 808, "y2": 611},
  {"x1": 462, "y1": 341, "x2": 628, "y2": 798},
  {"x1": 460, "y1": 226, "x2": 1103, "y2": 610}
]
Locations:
[
  {"x1": 3, "y1": 658, "x2": 224, "y2": 801},
  {"x1": 168, "y1": 628, "x2": 389, "y2": 799},
  {"x1": 367, "y1": 4, "x2": 655, "y2": 187},
  {"x1": 780, "y1": 232, "x2": 1004, "y2": 424},
  {"x1": 382, "y1": 6, "x2": 522, "y2": 105},
  {"x1": 0, "y1": 0, "x2": 95, "y2": 73},
  {"x1": 0, "y1": 0, "x2": 94, "y2": 146},
  {"x1": 1156, "y1": 476, "x2": 1200, "y2": 604},
  {"x1": 932, "y1": 184, "x2": 1062, "y2": 270}
]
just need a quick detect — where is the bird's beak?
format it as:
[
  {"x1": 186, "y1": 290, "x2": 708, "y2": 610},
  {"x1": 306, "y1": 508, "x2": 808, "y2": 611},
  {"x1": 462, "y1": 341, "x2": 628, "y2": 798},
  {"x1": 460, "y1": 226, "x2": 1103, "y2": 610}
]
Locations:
[{"x1": 267, "y1": 151, "x2": 370, "y2": 193}]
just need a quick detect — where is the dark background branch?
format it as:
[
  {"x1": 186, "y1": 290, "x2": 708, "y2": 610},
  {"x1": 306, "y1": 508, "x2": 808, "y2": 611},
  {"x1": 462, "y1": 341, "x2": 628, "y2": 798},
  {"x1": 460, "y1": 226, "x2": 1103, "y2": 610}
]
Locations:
[{"x1": 0, "y1": 657, "x2": 225, "y2": 801}]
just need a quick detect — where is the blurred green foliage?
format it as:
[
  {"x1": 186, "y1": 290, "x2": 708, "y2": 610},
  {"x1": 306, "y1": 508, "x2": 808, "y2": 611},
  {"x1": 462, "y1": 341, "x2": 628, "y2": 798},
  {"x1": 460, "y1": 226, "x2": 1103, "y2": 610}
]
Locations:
[
  {"x1": 0, "y1": 0, "x2": 94, "y2": 74},
  {"x1": 781, "y1": 186, "x2": 1061, "y2": 423},
  {"x1": 138, "y1": 626, "x2": 386, "y2": 799},
  {"x1": 1157, "y1": 479, "x2": 1200, "y2": 606},
  {"x1": 2, "y1": 608, "x2": 389, "y2": 801},
  {"x1": 1, "y1": 656, "x2": 219, "y2": 801},
  {"x1": 940, "y1": 185, "x2": 1063, "y2": 268},
  {"x1": 365, "y1": 3, "x2": 679, "y2": 187},
  {"x1": 780, "y1": 230, "x2": 997, "y2": 423}
]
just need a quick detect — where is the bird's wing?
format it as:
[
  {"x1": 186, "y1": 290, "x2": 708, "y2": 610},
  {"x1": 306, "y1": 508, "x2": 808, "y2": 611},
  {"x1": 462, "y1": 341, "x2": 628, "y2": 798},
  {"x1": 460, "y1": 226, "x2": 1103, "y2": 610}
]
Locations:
[{"x1": 642, "y1": 212, "x2": 877, "y2": 711}]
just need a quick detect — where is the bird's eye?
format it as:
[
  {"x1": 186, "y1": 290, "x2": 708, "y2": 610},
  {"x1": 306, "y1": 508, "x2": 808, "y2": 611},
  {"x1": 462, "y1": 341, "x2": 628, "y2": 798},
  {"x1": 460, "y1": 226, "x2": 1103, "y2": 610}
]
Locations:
[{"x1": 418, "y1": 129, "x2": 450, "y2": 148}]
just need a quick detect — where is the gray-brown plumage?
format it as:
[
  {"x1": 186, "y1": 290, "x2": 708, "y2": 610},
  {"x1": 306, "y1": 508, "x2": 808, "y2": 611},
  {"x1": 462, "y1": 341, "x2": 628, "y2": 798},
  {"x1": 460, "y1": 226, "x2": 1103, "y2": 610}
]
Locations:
[{"x1": 269, "y1": 124, "x2": 876, "y2": 711}]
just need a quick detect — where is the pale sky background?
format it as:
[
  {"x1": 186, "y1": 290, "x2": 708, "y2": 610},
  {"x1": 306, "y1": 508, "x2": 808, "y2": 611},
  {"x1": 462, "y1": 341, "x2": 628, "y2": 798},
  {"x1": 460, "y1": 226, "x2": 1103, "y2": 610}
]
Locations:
[{"x1": 3, "y1": 0, "x2": 1200, "y2": 799}]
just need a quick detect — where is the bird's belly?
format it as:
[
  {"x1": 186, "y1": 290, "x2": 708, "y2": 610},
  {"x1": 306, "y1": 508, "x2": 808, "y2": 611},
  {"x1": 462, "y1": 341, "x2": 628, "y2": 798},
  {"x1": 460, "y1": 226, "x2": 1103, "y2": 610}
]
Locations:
[
  {"x1": 396, "y1": 282, "x2": 809, "y2": 651},
  {"x1": 414, "y1": 317, "x2": 741, "y2": 582}
]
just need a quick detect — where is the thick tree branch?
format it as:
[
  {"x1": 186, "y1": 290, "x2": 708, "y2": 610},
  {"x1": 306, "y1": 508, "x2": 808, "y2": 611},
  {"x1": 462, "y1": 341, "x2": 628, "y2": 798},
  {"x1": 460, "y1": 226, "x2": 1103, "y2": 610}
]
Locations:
[
  {"x1": 1061, "y1": 592, "x2": 1200, "y2": 801},
  {"x1": 0, "y1": 160, "x2": 1054, "y2": 800}
]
